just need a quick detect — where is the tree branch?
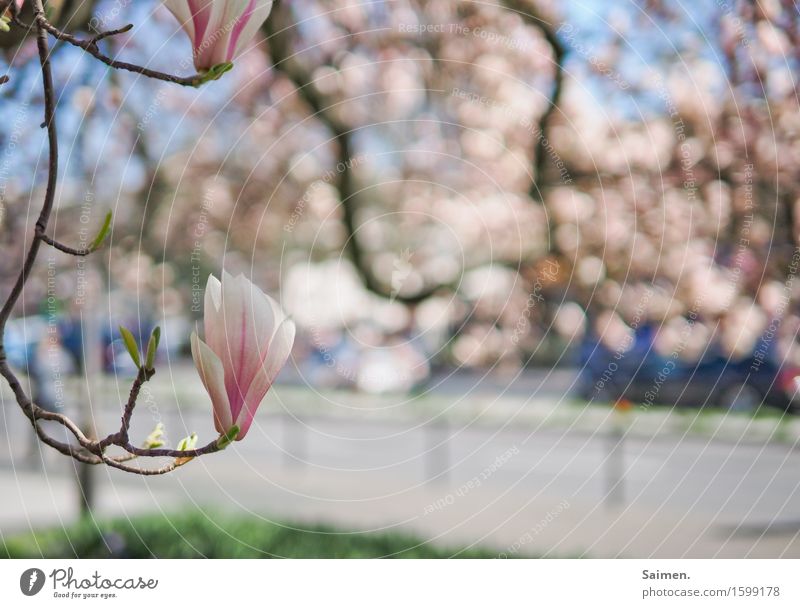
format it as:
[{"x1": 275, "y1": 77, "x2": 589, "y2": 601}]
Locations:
[
  {"x1": 0, "y1": 0, "x2": 59, "y2": 333},
  {"x1": 26, "y1": 17, "x2": 207, "y2": 87},
  {"x1": 37, "y1": 231, "x2": 91, "y2": 256},
  {"x1": 499, "y1": 0, "x2": 566, "y2": 201},
  {"x1": 264, "y1": 5, "x2": 445, "y2": 304},
  {"x1": 0, "y1": 3, "x2": 229, "y2": 474}
]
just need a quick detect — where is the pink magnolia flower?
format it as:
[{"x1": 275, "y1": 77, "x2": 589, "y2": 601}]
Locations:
[
  {"x1": 163, "y1": 0, "x2": 274, "y2": 71},
  {"x1": 191, "y1": 272, "x2": 295, "y2": 440}
]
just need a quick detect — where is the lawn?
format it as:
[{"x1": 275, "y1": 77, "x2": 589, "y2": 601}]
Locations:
[{"x1": 1, "y1": 511, "x2": 501, "y2": 558}]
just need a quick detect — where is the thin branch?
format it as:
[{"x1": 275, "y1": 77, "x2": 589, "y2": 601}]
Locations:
[
  {"x1": 33, "y1": 18, "x2": 205, "y2": 87},
  {"x1": 108, "y1": 452, "x2": 139, "y2": 463},
  {"x1": 100, "y1": 452, "x2": 178, "y2": 476},
  {"x1": 119, "y1": 369, "x2": 148, "y2": 441},
  {"x1": 118, "y1": 439, "x2": 220, "y2": 459},
  {"x1": 0, "y1": 360, "x2": 102, "y2": 463},
  {"x1": 89, "y1": 23, "x2": 133, "y2": 44},
  {"x1": 97, "y1": 367, "x2": 152, "y2": 449},
  {"x1": 36, "y1": 430, "x2": 102, "y2": 464},
  {"x1": 0, "y1": 2, "x2": 71, "y2": 462},
  {"x1": 0, "y1": 0, "x2": 59, "y2": 333},
  {"x1": 32, "y1": 406, "x2": 96, "y2": 449},
  {"x1": 37, "y1": 231, "x2": 91, "y2": 256}
]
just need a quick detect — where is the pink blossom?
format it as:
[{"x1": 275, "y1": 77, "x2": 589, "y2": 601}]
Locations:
[
  {"x1": 191, "y1": 272, "x2": 295, "y2": 440},
  {"x1": 163, "y1": 0, "x2": 274, "y2": 71}
]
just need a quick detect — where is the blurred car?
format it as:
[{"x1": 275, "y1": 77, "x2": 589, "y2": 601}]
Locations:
[
  {"x1": 3, "y1": 316, "x2": 47, "y2": 370},
  {"x1": 576, "y1": 324, "x2": 800, "y2": 413},
  {"x1": 4, "y1": 313, "x2": 189, "y2": 375}
]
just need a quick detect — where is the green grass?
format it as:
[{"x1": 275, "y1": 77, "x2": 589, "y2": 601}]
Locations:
[{"x1": 1, "y1": 511, "x2": 501, "y2": 559}]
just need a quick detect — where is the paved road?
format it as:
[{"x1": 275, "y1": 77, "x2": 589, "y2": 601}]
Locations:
[{"x1": 1, "y1": 366, "x2": 799, "y2": 557}]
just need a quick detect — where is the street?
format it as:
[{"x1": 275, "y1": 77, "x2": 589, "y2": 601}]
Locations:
[{"x1": 1, "y1": 365, "x2": 800, "y2": 557}]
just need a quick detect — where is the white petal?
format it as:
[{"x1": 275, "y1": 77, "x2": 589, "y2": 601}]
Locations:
[
  {"x1": 206, "y1": 273, "x2": 222, "y2": 311},
  {"x1": 163, "y1": 0, "x2": 196, "y2": 42},
  {"x1": 216, "y1": 271, "x2": 247, "y2": 389},
  {"x1": 263, "y1": 317, "x2": 296, "y2": 385},
  {"x1": 230, "y1": 1, "x2": 274, "y2": 59},
  {"x1": 237, "y1": 276, "x2": 281, "y2": 388},
  {"x1": 203, "y1": 273, "x2": 225, "y2": 365},
  {"x1": 236, "y1": 318, "x2": 295, "y2": 438},
  {"x1": 191, "y1": 332, "x2": 232, "y2": 434}
]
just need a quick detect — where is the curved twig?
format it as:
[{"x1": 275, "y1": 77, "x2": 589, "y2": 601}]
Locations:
[
  {"x1": 28, "y1": 17, "x2": 205, "y2": 87},
  {"x1": 100, "y1": 452, "x2": 178, "y2": 476},
  {"x1": 0, "y1": 1, "x2": 58, "y2": 332},
  {"x1": 37, "y1": 232, "x2": 91, "y2": 256},
  {"x1": 118, "y1": 439, "x2": 220, "y2": 459}
]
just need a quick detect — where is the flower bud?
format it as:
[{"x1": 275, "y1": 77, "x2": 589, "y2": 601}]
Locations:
[
  {"x1": 163, "y1": 0, "x2": 274, "y2": 72},
  {"x1": 191, "y1": 272, "x2": 295, "y2": 440}
]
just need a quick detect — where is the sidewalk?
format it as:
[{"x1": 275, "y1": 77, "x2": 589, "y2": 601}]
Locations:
[
  {"x1": 2, "y1": 447, "x2": 798, "y2": 558},
  {"x1": 1, "y1": 368, "x2": 800, "y2": 558},
  {"x1": 2, "y1": 419, "x2": 800, "y2": 557}
]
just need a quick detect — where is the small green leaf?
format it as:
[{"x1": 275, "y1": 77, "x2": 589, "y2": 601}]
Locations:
[
  {"x1": 175, "y1": 432, "x2": 199, "y2": 466},
  {"x1": 89, "y1": 211, "x2": 112, "y2": 252},
  {"x1": 143, "y1": 422, "x2": 165, "y2": 449},
  {"x1": 145, "y1": 326, "x2": 161, "y2": 371},
  {"x1": 177, "y1": 432, "x2": 198, "y2": 452},
  {"x1": 193, "y1": 62, "x2": 234, "y2": 87},
  {"x1": 216, "y1": 425, "x2": 240, "y2": 449},
  {"x1": 118, "y1": 326, "x2": 141, "y2": 368},
  {"x1": 0, "y1": 18, "x2": 10, "y2": 33}
]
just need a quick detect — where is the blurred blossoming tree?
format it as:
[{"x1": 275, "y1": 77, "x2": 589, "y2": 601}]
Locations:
[{"x1": 2, "y1": 0, "x2": 799, "y2": 401}]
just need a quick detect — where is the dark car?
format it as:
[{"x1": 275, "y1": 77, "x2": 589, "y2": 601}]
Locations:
[{"x1": 576, "y1": 324, "x2": 800, "y2": 413}]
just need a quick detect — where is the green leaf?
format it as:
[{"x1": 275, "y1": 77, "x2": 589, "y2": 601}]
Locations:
[
  {"x1": 177, "y1": 432, "x2": 198, "y2": 452},
  {"x1": 175, "y1": 432, "x2": 199, "y2": 466},
  {"x1": 118, "y1": 326, "x2": 141, "y2": 368},
  {"x1": 145, "y1": 326, "x2": 161, "y2": 371},
  {"x1": 89, "y1": 211, "x2": 112, "y2": 252},
  {"x1": 143, "y1": 423, "x2": 165, "y2": 449},
  {"x1": 216, "y1": 425, "x2": 240, "y2": 450},
  {"x1": 193, "y1": 62, "x2": 234, "y2": 87},
  {"x1": 0, "y1": 18, "x2": 10, "y2": 33}
]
